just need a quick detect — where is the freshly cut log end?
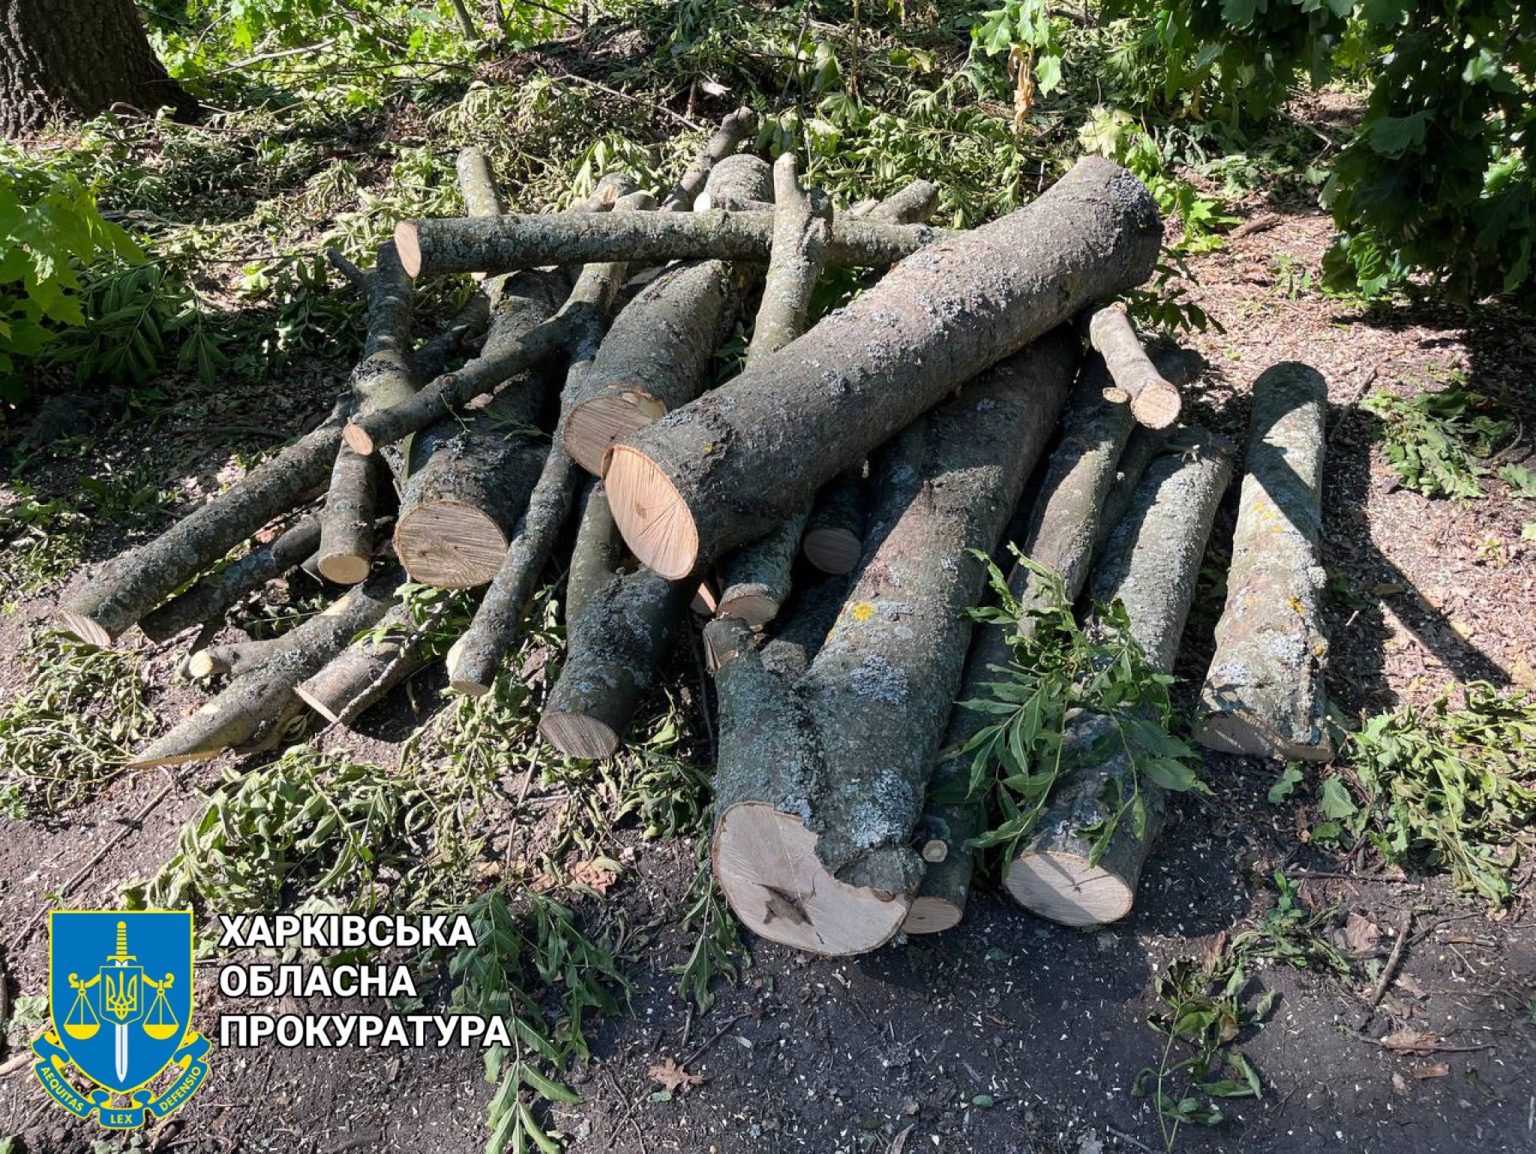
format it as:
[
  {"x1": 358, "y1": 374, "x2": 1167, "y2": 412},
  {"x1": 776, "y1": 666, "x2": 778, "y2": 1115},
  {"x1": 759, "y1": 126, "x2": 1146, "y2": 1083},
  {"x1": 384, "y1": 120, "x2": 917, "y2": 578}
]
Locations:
[
  {"x1": 1130, "y1": 382, "x2": 1183, "y2": 430},
  {"x1": 57, "y1": 610, "x2": 113, "y2": 649},
  {"x1": 342, "y1": 424, "x2": 376, "y2": 456},
  {"x1": 713, "y1": 590, "x2": 779, "y2": 628},
  {"x1": 604, "y1": 444, "x2": 698, "y2": 579},
  {"x1": 395, "y1": 221, "x2": 425, "y2": 279},
  {"x1": 901, "y1": 895, "x2": 964, "y2": 935},
  {"x1": 393, "y1": 500, "x2": 509, "y2": 589},
  {"x1": 801, "y1": 526, "x2": 862, "y2": 575},
  {"x1": 536, "y1": 712, "x2": 620, "y2": 762},
  {"x1": 315, "y1": 552, "x2": 373, "y2": 585},
  {"x1": 1002, "y1": 849, "x2": 1135, "y2": 927},
  {"x1": 712, "y1": 802, "x2": 908, "y2": 957},
  {"x1": 566, "y1": 392, "x2": 666, "y2": 475}
]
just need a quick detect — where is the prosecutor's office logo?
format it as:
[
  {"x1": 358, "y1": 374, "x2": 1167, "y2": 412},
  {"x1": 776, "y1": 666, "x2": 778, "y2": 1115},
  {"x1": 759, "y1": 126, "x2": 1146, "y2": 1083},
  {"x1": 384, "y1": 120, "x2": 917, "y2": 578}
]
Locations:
[{"x1": 32, "y1": 911, "x2": 210, "y2": 1129}]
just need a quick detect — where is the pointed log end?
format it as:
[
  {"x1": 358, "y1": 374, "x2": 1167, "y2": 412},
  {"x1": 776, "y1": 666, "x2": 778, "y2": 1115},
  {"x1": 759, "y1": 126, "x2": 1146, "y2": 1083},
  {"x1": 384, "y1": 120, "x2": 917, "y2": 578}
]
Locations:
[
  {"x1": 393, "y1": 221, "x2": 423, "y2": 278},
  {"x1": 712, "y1": 802, "x2": 908, "y2": 957},
  {"x1": 342, "y1": 421, "x2": 376, "y2": 457},
  {"x1": 57, "y1": 609, "x2": 114, "y2": 649},
  {"x1": 292, "y1": 683, "x2": 344, "y2": 726},
  {"x1": 802, "y1": 528, "x2": 863, "y2": 575},
  {"x1": 901, "y1": 895, "x2": 963, "y2": 935},
  {"x1": 1003, "y1": 849, "x2": 1135, "y2": 926},
  {"x1": 1130, "y1": 381, "x2": 1182, "y2": 430},
  {"x1": 538, "y1": 712, "x2": 619, "y2": 761},
  {"x1": 604, "y1": 445, "x2": 699, "y2": 581},
  {"x1": 395, "y1": 503, "x2": 508, "y2": 589}
]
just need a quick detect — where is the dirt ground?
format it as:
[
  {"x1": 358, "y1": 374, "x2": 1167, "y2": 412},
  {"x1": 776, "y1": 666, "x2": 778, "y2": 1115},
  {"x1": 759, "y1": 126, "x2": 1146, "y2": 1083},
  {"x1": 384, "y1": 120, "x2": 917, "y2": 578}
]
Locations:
[{"x1": 1, "y1": 186, "x2": 1533, "y2": 1154}]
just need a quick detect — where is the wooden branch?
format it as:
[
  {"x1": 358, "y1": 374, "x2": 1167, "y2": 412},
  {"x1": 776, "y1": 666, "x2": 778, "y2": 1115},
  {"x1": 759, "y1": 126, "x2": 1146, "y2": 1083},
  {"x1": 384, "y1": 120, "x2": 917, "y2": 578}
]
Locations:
[
  {"x1": 293, "y1": 601, "x2": 434, "y2": 725},
  {"x1": 660, "y1": 106, "x2": 757, "y2": 211},
  {"x1": 801, "y1": 468, "x2": 866, "y2": 575},
  {"x1": 1086, "y1": 302, "x2": 1183, "y2": 430},
  {"x1": 187, "y1": 638, "x2": 284, "y2": 679}
]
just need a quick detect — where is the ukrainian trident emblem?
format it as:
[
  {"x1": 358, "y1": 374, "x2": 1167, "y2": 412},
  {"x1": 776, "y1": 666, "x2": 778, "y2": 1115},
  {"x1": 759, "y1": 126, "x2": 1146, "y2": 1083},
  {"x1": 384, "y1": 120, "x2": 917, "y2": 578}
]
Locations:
[{"x1": 33, "y1": 911, "x2": 210, "y2": 1128}]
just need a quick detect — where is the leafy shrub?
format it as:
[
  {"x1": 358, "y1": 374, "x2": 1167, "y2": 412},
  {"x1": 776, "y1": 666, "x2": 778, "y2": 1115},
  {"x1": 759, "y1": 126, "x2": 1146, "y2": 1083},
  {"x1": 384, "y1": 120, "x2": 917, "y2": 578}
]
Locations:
[{"x1": 1362, "y1": 383, "x2": 1515, "y2": 499}]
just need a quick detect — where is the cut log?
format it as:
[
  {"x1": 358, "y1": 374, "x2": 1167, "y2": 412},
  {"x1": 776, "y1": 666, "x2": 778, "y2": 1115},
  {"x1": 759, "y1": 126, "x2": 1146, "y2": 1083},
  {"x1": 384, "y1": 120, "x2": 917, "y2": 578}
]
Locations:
[
  {"x1": 1198, "y1": 362, "x2": 1333, "y2": 761},
  {"x1": 317, "y1": 241, "x2": 418, "y2": 583},
  {"x1": 606, "y1": 157, "x2": 1161, "y2": 579},
  {"x1": 127, "y1": 569, "x2": 400, "y2": 767},
  {"x1": 186, "y1": 638, "x2": 284, "y2": 680},
  {"x1": 59, "y1": 399, "x2": 348, "y2": 646},
  {"x1": 1004, "y1": 431, "x2": 1233, "y2": 925},
  {"x1": 538, "y1": 486, "x2": 691, "y2": 759},
  {"x1": 394, "y1": 211, "x2": 945, "y2": 280},
  {"x1": 904, "y1": 344, "x2": 1204, "y2": 933},
  {"x1": 343, "y1": 190, "x2": 656, "y2": 459},
  {"x1": 137, "y1": 515, "x2": 320, "y2": 643},
  {"x1": 660, "y1": 107, "x2": 757, "y2": 211},
  {"x1": 715, "y1": 154, "x2": 832, "y2": 626},
  {"x1": 293, "y1": 601, "x2": 433, "y2": 726},
  {"x1": 1086, "y1": 302, "x2": 1182, "y2": 430},
  {"x1": 801, "y1": 469, "x2": 866, "y2": 575},
  {"x1": 563, "y1": 480, "x2": 625, "y2": 625},
  {"x1": 561, "y1": 157, "x2": 772, "y2": 475},
  {"x1": 709, "y1": 330, "x2": 1077, "y2": 956}
]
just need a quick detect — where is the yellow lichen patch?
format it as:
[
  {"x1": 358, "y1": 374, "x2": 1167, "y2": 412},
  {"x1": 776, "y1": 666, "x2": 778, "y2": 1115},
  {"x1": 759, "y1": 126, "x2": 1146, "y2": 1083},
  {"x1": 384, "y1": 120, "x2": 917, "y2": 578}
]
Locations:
[{"x1": 851, "y1": 602, "x2": 876, "y2": 622}]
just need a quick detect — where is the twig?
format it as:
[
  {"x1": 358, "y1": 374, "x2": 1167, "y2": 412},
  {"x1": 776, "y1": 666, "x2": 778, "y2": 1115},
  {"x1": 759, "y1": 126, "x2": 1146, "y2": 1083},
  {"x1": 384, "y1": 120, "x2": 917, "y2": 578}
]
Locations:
[
  {"x1": 326, "y1": 248, "x2": 372, "y2": 293},
  {"x1": 603, "y1": 1068, "x2": 647, "y2": 1154},
  {"x1": 1288, "y1": 870, "x2": 1417, "y2": 884},
  {"x1": 682, "y1": 1011, "x2": 750, "y2": 1068},
  {"x1": 0, "y1": 1052, "x2": 31, "y2": 1079},
  {"x1": 1364, "y1": 909, "x2": 1413, "y2": 1012},
  {"x1": 201, "y1": 38, "x2": 339, "y2": 76},
  {"x1": 0, "y1": 940, "x2": 10, "y2": 1040},
  {"x1": 1350, "y1": 1030, "x2": 1491, "y2": 1055},
  {"x1": 1104, "y1": 1126, "x2": 1158, "y2": 1154},
  {"x1": 17, "y1": 779, "x2": 175, "y2": 948}
]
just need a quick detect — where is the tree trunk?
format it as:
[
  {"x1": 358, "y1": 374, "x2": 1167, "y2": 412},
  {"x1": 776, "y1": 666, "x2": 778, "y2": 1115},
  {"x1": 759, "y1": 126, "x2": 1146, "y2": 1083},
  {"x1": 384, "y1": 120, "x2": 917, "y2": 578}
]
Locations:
[
  {"x1": 1198, "y1": 362, "x2": 1333, "y2": 760},
  {"x1": 0, "y1": 0, "x2": 194, "y2": 137},
  {"x1": 1004, "y1": 432, "x2": 1233, "y2": 925},
  {"x1": 605, "y1": 157, "x2": 1162, "y2": 579},
  {"x1": 708, "y1": 330, "x2": 1077, "y2": 956},
  {"x1": 659, "y1": 107, "x2": 757, "y2": 211}
]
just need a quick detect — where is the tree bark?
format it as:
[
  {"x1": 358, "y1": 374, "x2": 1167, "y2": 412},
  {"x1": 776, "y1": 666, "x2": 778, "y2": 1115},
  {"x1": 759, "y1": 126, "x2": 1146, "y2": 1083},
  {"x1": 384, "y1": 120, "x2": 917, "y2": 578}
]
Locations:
[
  {"x1": 394, "y1": 211, "x2": 946, "y2": 279},
  {"x1": 0, "y1": 0, "x2": 194, "y2": 137},
  {"x1": 905, "y1": 344, "x2": 1204, "y2": 933},
  {"x1": 1086, "y1": 302, "x2": 1183, "y2": 430},
  {"x1": 560, "y1": 158, "x2": 771, "y2": 475},
  {"x1": 708, "y1": 330, "x2": 1077, "y2": 956},
  {"x1": 292, "y1": 602, "x2": 434, "y2": 726},
  {"x1": 137, "y1": 515, "x2": 320, "y2": 643},
  {"x1": 1004, "y1": 432, "x2": 1233, "y2": 925},
  {"x1": 660, "y1": 107, "x2": 757, "y2": 211},
  {"x1": 127, "y1": 569, "x2": 400, "y2": 768},
  {"x1": 1198, "y1": 362, "x2": 1333, "y2": 760},
  {"x1": 605, "y1": 157, "x2": 1161, "y2": 579},
  {"x1": 59, "y1": 400, "x2": 347, "y2": 646},
  {"x1": 317, "y1": 241, "x2": 418, "y2": 583}
]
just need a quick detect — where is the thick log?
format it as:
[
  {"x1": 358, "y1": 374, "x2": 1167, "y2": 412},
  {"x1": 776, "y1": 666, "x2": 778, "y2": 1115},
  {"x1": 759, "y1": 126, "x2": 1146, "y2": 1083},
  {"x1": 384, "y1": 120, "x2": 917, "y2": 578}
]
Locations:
[
  {"x1": 1086, "y1": 302, "x2": 1183, "y2": 430},
  {"x1": 292, "y1": 602, "x2": 433, "y2": 725},
  {"x1": 394, "y1": 211, "x2": 945, "y2": 280},
  {"x1": 59, "y1": 401, "x2": 347, "y2": 646},
  {"x1": 904, "y1": 345, "x2": 1204, "y2": 933},
  {"x1": 127, "y1": 570, "x2": 400, "y2": 768},
  {"x1": 137, "y1": 515, "x2": 320, "y2": 642},
  {"x1": 715, "y1": 155, "x2": 832, "y2": 626},
  {"x1": 317, "y1": 241, "x2": 418, "y2": 583},
  {"x1": 1198, "y1": 362, "x2": 1333, "y2": 760},
  {"x1": 709, "y1": 331, "x2": 1077, "y2": 955},
  {"x1": 801, "y1": 469, "x2": 866, "y2": 575},
  {"x1": 344, "y1": 190, "x2": 655, "y2": 459},
  {"x1": 561, "y1": 158, "x2": 773, "y2": 475},
  {"x1": 606, "y1": 157, "x2": 1161, "y2": 579},
  {"x1": 187, "y1": 638, "x2": 284, "y2": 680},
  {"x1": 660, "y1": 107, "x2": 757, "y2": 211},
  {"x1": 1004, "y1": 432, "x2": 1233, "y2": 925}
]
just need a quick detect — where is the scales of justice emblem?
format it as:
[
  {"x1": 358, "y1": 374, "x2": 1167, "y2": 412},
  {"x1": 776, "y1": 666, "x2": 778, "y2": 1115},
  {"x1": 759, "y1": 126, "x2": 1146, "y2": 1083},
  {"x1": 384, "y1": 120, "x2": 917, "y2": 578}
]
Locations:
[{"x1": 33, "y1": 911, "x2": 211, "y2": 1129}]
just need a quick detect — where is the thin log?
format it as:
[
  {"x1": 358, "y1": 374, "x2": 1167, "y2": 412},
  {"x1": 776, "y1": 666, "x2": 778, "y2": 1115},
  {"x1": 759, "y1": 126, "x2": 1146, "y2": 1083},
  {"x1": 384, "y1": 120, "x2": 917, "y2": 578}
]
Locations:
[
  {"x1": 187, "y1": 638, "x2": 284, "y2": 680},
  {"x1": 1086, "y1": 302, "x2": 1182, "y2": 430},
  {"x1": 861, "y1": 179, "x2": 939, "y2": 224},
  {"x1": 127, "y1": 569, "x2": 400, "y2": 768},
  {"x1": 715, "y1": 154, "x2": 832, "y2": 626},
  {"x1": 801, "y1": 469, "x2": 866, "y2": 575},
  {"x1": 292, "y1": 601, "x2": 433, "y2": 726},
  {"x1": 709, "y1": 330, "x2": 1077, "y2": 956},
  {"x1": 344, "y1": 188, "x2": 655, "y2": 460},
  {"x1": 563, "y1": 481, "x2": 625, "y2": 624},
  {"x1": 1004, "y1": 432, "x2": 1233, "y2": 926},
  {"x1": 606, "y1": 157, "x2": 1161, "y2": 579},
  {"x1": 394, "y1": 211, "x2": 946, "y2": 279},
  {"x1": 905, "y1": 345, "x2": 1204, "y2": 933},
  {"x1": 1198, "y1": 362, "x2": 1333, "y2": 760},
  {"x1": 561, "y1": 158, "x2": 772, "y2": 475},
  {"x1": 317, "y1": 241, "x2": 418, "y2": 583},
  {"x1": 59, "y1": 400, "x2": 348, "y2": 646},
  {"x1": 660, "y1": 106, "x2": 757, "y2": 211},
  {"x1": 138, "y1": 515, "x2": 320, "y2": 642}
]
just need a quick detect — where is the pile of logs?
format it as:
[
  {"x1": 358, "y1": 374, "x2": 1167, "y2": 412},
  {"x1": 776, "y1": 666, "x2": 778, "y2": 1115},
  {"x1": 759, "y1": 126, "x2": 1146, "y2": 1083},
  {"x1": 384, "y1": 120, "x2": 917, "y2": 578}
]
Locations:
[{"x1": 57, "y1": 108, "x2": 1334, "y2": 957}]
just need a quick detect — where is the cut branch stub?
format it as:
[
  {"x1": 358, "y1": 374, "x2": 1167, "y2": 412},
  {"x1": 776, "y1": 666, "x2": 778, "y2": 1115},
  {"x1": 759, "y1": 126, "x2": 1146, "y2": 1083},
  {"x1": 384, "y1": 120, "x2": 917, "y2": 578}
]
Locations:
[
  {"x1": 1004, "y1": 431, "x2": 1233, "y2": 926},
  {"x1": 1198, "y1": 362, "x2": 1333, "y2": 761},
  {"x1": 1086, "y1": 302, "x2": 1183, "y2": 430},
  {"x1": 606, "y1": 157, "x2": 1162, "y2": 579},
  {"x1": 710, "y1": 330, "x2": 1078, "y2": 956}
]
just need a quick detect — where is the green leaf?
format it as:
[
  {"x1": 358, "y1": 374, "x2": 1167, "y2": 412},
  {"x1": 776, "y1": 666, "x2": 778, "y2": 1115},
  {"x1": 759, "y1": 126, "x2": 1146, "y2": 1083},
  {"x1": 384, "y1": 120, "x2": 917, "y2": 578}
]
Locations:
[
  {"x1": 1268, "y1": 764, "x2": 1304, "y2": 804},
  {"x1": 1367, "y1": 112, "x2": 1427, "y2": 157},
  {"x1": 1319, "y1": 776, "x2": 1359, "y2": 820}
]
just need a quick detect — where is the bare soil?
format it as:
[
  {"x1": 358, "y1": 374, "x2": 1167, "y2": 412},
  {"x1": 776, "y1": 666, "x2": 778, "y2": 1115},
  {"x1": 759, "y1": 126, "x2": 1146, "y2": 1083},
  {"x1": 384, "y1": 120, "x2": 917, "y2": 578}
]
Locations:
[{"x1": 1, "y1": 191, "x2": 1533, "y2": 1154}]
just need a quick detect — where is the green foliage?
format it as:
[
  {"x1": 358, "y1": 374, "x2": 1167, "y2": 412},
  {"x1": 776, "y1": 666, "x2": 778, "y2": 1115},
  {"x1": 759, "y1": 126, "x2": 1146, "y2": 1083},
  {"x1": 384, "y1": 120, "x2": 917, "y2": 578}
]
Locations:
[
  {"x1": 671, "y1": 854, "x2": 747, "y2": 1014},
  {"x1": 1498, "y1": 463, "x2": 1536, "y2": 501},
  {"x1": 1362, "y1": 383, "x2": 1515, "y2": 499},
  {"x1": 452, "y1": 890, "x2": 627, "y2": 1154},
  {"x1": 1324, "y1": 685, "x2": 1536, "y2": 908},
  {"x1": 1134, "y1": 871, "x2": 1350, "y2": 1150},
  {"x1": 0, "y1": 633, "x2": 153, "y2": 819},
  {"x1": 960, "y1": 551, "x2": 1206, "y2": 868}
]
